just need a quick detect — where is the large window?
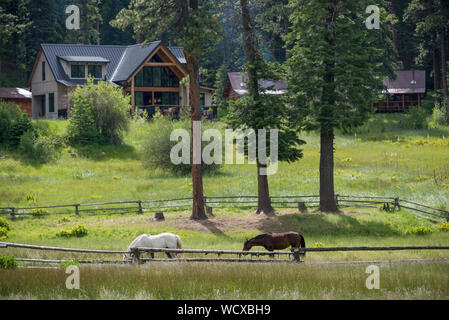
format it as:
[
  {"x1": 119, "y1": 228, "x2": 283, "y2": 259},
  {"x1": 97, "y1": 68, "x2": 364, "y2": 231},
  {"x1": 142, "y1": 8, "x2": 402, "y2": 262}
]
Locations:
[
  {"x1": 88, "y1": 65, "x2": 102, "y2": 78},
  {"x1": 49, "y1": 93, "x2": 55, "y2": 113},
  {"x1": 135, "y1": 67, "x2": 179, "y2": 88},
  {"x1": 71, "y1": 64, "x2": 85, "y2": 78}
]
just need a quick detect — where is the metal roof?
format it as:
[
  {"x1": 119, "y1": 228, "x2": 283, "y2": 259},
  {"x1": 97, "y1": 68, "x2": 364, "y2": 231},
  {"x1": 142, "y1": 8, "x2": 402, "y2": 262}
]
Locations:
[
  {"x1": 383, "y1": 70, "x2": 426, "y2": 94},
  {"x1": 0, "y1": 87, "x2": 32, "y2": 99},
  {"x1": 227, "y1": 72, "x2": 288, "y2": 96},
  {"x1": 58, "y1": 56, "x2": 111, "y2": 63},
  {"x1": 39, "y1": 41, "x2": 187, "y2": 87}
]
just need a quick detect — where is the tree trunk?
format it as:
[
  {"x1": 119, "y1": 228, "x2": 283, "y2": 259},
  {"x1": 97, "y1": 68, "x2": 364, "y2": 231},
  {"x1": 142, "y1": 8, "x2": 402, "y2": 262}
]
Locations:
[
  {"x1": 441, "y1": 21, "x2": 448, "y2": 98},
  {"x1": 240, "y1": 0, "x2": 274, "y2": 215},
  {"x1": 255, "y1": 162, "x2": 274, "y2": 215},
  {"x1": 391, "y1": 0, "x2": 399, "y2": 61},
  {"x1": 319, "y1": 5, "x2": 338, "y2": 213},
  {"x1": 319, "y1": 127, "x2": 338, "y2": 212},
  {"x1": 185, "y1": 52, "x2": 206, "y2": 220},
  {"x1": 433, "y1": 40, "x2": 440, "y2": 91}
]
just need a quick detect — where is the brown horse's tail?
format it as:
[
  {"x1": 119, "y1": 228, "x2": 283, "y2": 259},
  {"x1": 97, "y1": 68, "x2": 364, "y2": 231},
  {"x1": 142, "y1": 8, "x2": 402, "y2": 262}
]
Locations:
[{"x1": 299, "y1": 234, "x2": 306, "y2": 257}]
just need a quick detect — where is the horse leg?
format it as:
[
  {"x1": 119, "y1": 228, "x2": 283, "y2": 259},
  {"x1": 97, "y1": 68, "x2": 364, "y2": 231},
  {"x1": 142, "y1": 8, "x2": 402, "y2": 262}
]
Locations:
[
  {"x1": 150, "y1": 252, "x2": 155, "y2": 259},
  {"x1": 166, "y1": 252, "x2": 173, "y2": 259}
]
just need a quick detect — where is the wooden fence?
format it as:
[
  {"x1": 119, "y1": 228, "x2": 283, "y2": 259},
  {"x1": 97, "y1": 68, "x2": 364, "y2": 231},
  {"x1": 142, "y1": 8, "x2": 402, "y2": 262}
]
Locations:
[
  {"x1": 2, "y1": 241, "x2": 449, "y2": 265},
  {"x1": 0, "y1": 195, "x2": 447, "y2": 222}
]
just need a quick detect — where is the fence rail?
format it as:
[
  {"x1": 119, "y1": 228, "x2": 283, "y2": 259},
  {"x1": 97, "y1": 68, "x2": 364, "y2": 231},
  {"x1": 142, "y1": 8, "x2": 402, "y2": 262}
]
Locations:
[
  {"x1": 0, "y1": 194, "x2": 448, "y2": 222},
  {"x1": 2, "y1": 242, "x2": 449, "y2": 265}
]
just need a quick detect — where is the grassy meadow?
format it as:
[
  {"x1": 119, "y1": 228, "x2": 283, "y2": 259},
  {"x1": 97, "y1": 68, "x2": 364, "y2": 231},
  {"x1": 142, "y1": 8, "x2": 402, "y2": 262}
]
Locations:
[{"x1": 1, "y1": 113, "x2": 449, "y2": 299}]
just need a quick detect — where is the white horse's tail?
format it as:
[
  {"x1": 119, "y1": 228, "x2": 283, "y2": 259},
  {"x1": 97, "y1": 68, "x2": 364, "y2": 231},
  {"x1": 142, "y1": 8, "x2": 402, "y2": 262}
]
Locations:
[{"x1": 176, "y1": 235, "x2": 183, "y2": 258}]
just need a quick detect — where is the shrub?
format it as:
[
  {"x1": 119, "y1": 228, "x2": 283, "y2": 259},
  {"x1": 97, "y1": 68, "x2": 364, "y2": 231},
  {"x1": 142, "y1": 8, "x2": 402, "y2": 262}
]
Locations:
[
  {"x1": 56, "y1": 225, "x2": 88, "y2": 238},
  {"x1": 430, "y1": 98, "x2": 449, "y2": 126},
  {"x1": 0, "y1": 226, "x2": 8, "y2": 240},
  {"x1": 399, "y1": 107, "x2": 429, "y2": 130},
  {"x1": 68, "y1": 77, "x2": 130, "y2": 145},
  {"x1": 0, "y1": 255, "x2": 18, "y2": 269},
  {"x1": 0, "y1": 217, "x2": 10, "y2": 231},
  {"x1": 406, "y1": 226, "x2": 434, "y2": 235},
  {"x1": 0, "y1": 99, "x2": 33, "y2": 147},
  {"x1": 142, "y1": 114, "x2": 221, "y2": 175},
  {"x1": 18, "y1": 130, "x2": 62, "y2": 163},
  {"x1": 437, "y1": 221, "x2": 449, "y2": 232},
  {"x1": 31, "y1": 208, "x2": 48, "y2": 217},
  {"x1": 58, "y1": 216, "x2": 71, "y2": 223},
  {"x1": 60, "y1": 259, "x2": 80, "y2": 269}
]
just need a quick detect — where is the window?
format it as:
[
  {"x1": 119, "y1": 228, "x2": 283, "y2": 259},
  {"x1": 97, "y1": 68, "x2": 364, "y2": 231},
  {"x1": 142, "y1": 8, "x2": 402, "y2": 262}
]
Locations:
[
  {"x1": 134, "y1": 67, "x2": 179, "y2": 88},
  {"x1": 88, "y1": 65, "x2": 102, "y2": 78},
  {"x1": 200, "y1": 93, "x2": 206, "y2": 106},
  {"x1": 49, "y1": 93, "x2": 55, "y2": 113},
  {"x1": 42, "y1": 62, "x2": 46, "y2": 81},
  {"x1": 71, "y1": 64, "x2": 85, "y2": 78}
]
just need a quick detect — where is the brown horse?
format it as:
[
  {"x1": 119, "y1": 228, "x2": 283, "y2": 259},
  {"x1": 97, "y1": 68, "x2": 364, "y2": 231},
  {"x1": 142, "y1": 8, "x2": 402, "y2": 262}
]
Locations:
[{"x1": 242, "y1": 232, "x2": 306, "y2": 256}]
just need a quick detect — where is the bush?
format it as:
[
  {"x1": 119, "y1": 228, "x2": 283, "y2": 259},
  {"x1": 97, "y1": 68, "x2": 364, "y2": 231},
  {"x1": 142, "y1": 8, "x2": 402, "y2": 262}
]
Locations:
[
  {"x1": 142, "y1": 114, "x2": 221, "y2": 175},
  {"x1": 0, "y1": 255, "x2": 18, "y2": 269},
  {"x1": 0, "y1": 217, "x2": 11, "y2": 231},
  {"x1": 430, "y1": 98, "x2": 449, "y2": 127},
  {"x1": 437, "y1": 221, "x2": 449, "y2": 232},
  {"x1": 406, "y1": 226, "x2": 434, "y2": 235},
  {"x1": 18, "y1": 130, "x2": 62, "y2": 163},
  {"x1": 399, "y1": 107, "x2": 429, "y2": 130},
  {"x1": 68, "y1": 77, "x2": 130, "y2": 145},
  {"x1": 56, "y1": 225, "x2": 88, "y2": 238},
  {"x1": 0, "y1": 226, "x2": 8, "y2": 240},
  {"x1": 0, "y1": 99, "x2": 33, "y2": 147}
]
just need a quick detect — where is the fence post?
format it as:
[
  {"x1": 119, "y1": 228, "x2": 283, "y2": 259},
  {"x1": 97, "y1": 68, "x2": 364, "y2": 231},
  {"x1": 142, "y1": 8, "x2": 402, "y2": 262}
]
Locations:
[
  {"x1": 291, "y1": 248, "x2": 301, "y2": 263},
  {"x1": 394, "y1": 197, "x2": 400, "y2": 211},
  {"x1": 137, "y1": 201, "x2": 143, "y2": 214},
  {"x1": 335, "y1": 194, "x2": 339, "y2": 207},
  {"x1": 75, "y1": 204, "x2": 79, "y2": 216},
  {"x1": 131, "y1": 248, "x2": 141, "y2": 265},
  {"x1": 10, "y1": 207, "x2": 15, "y2": 219}
]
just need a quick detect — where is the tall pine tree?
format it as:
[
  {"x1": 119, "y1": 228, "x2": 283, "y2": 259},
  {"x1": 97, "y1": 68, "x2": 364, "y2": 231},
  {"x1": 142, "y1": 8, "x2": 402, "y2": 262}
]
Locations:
[{"x1": 286, "y1": 0, "x2": 395, "y2": 212}]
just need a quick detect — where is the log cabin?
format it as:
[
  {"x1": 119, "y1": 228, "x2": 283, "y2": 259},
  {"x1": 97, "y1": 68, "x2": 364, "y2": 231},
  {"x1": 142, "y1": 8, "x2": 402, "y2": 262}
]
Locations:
[
  {"x1": 0, "y1": 87, "x2": 32, "y2": 116},
  {"x1": 372, "y1": 70, "x2": 426, "y2": 112}
]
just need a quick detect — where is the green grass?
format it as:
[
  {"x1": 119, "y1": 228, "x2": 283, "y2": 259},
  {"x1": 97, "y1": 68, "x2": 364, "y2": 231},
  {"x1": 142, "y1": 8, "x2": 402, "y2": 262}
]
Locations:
[
  {"x1": 1, "y1": 262, "x2": 448, "y2": 299},
  {"x1": 0, "y1": 114, "x2": 449, "y2": 299}
]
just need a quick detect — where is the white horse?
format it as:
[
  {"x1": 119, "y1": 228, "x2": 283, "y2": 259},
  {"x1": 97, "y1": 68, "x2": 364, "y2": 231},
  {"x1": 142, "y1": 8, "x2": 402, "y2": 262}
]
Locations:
[{"x1": 123, "y1": 233, "x2": 183, "y2": 261}]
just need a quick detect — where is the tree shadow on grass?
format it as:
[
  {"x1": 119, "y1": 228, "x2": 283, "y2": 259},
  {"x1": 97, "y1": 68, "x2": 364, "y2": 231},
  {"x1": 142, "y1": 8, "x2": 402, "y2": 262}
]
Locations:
[
  {"x1": 72, "y1": 143, "x2": 140, "y2": 161},
  {"x1": 197, "y1": 219, "x2": 231, "y2": 239},
  {"x1": 257, "y1": 211, "x2": 401, "y2": 237}
]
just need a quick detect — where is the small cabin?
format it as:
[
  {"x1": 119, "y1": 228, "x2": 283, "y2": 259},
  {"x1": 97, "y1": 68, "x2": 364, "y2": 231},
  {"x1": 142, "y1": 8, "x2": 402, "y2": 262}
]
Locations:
[
  {"x1": 372, "y1": 70, "x2": 426, "y2": 112},
  {"x1": 224, "y1": 72, "x2": 288, "y2": 100},
  {"x1": 0, "y1": 87, "x2": 32, "y2": 116}
]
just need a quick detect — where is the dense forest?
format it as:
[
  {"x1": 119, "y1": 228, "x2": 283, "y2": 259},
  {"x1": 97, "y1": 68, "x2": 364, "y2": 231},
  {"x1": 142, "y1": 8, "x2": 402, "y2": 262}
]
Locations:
[{"x1": 0, "y1": 0, "x2": 447, "y2": 95}]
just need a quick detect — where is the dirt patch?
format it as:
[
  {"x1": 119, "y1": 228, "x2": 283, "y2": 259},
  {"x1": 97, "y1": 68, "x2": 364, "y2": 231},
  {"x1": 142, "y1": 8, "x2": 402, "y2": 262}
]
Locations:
[{"x1": 170, "y1": 209, "x2": 301, "y2": 234}]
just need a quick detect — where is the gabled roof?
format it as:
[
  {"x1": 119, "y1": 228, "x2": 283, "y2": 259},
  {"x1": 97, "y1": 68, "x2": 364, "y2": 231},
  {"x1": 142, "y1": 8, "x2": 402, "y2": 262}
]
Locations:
[
  {"x1": 227, "y1": 72, "x2": 288, "y2": 96},
  {"x1": 32, "y1": 41, "x2": 187, "y2": 87},
  {"x1": 0, "y1": 87, "x2": 32, "y2": 99},
  {"x1": 383, "y1": 70, "x2": 426, "y2": 94}
]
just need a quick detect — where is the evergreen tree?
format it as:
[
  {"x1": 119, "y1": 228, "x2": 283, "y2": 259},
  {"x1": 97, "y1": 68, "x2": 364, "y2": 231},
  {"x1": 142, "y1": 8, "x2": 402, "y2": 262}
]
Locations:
[
  {"x1": 26, "y1": 0, "x2": 64, "y2": 75},
  {"x1": 286, "y1": 0, "x2": 395, "y2": 212},
  {"x1": 226, "y1": 0, "x2": 303, "y2": 215},
  {"x1": 64, "y1": 0, "x2": 102, "y2": 45},
  {"x1": 0, "y1": 0, "x2": 30, "y2": 87}
]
